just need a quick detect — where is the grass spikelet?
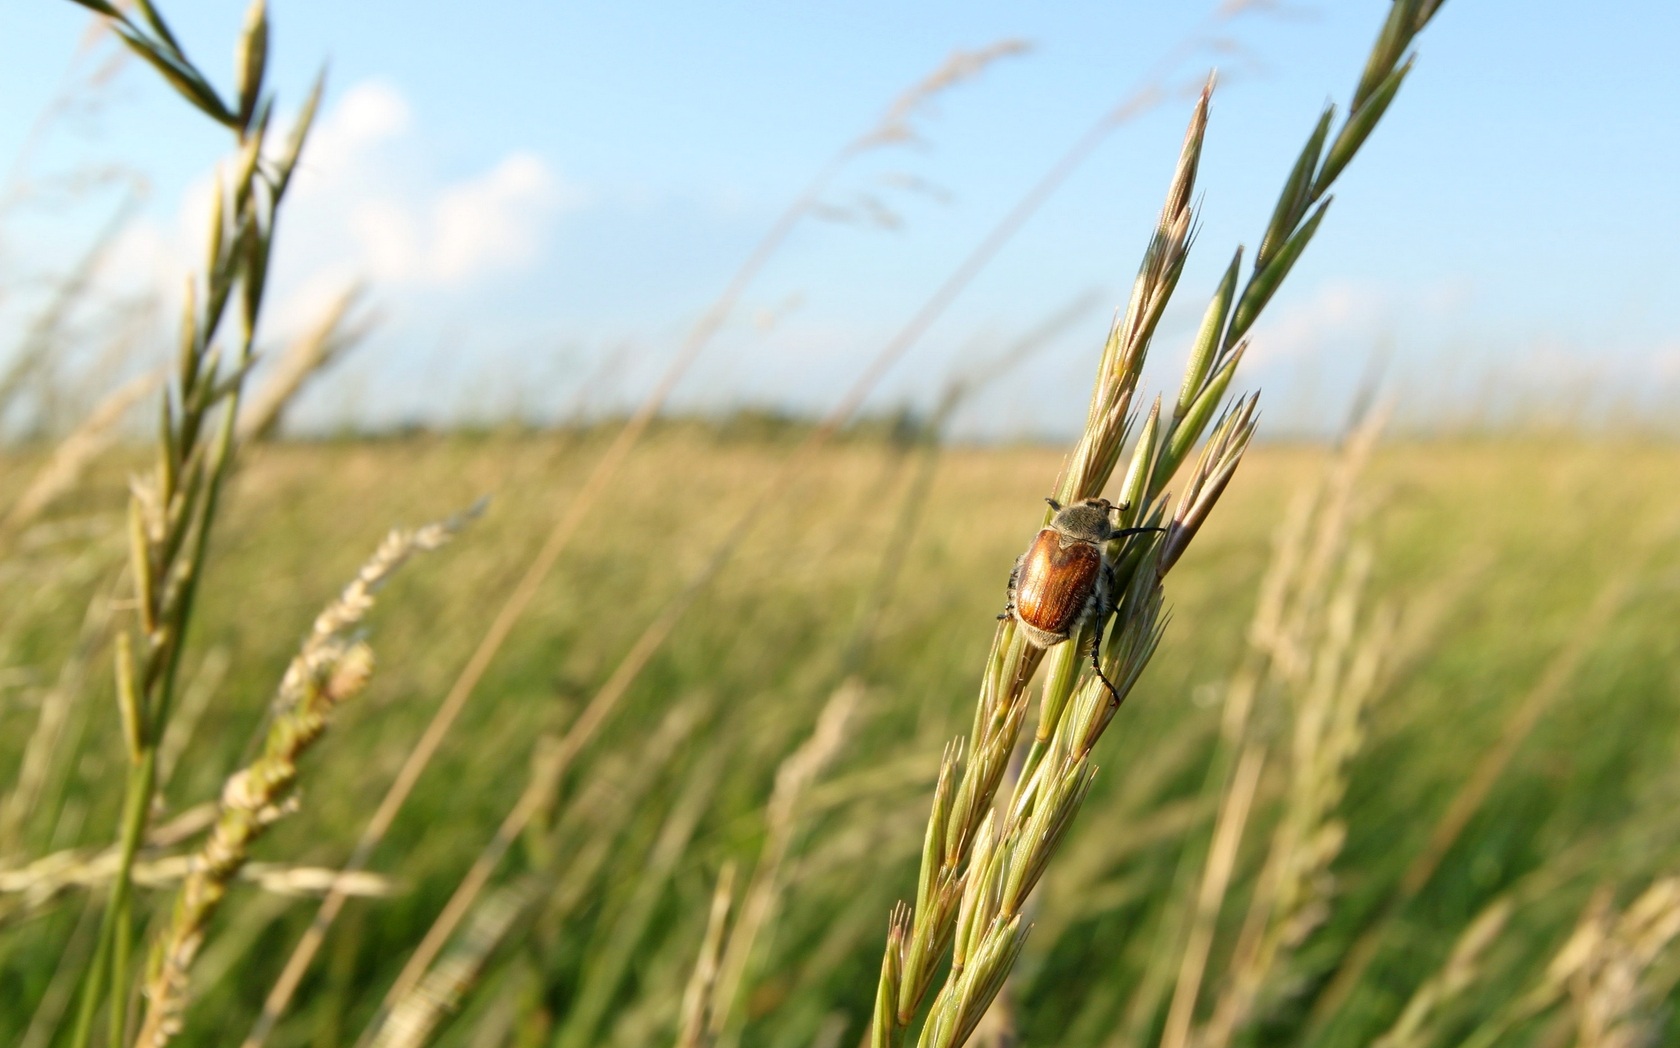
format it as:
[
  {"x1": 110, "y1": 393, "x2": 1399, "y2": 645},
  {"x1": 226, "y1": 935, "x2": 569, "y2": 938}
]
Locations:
[
  {"x1": 1464, "y1": 881, "x2": 1680, "y2": 1048},
  {"x1": 1151, "y1": 399, "x2": 1389, "y2": 1048},
  {"x1": 1564, "y1": 880, "x2": 1680, "y2": 1048},
  {"x1": 133, "y1": 516, "x2": 469, "y2": 1046},
  {"x1": 1194, "y1": 542, "x2": 1395, "y2": 1048}
]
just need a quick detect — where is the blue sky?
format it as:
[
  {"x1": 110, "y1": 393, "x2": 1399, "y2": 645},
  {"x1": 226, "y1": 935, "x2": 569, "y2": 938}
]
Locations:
[{"x1": 1, "y1": 1, "x2": 1676, "y2": 436}]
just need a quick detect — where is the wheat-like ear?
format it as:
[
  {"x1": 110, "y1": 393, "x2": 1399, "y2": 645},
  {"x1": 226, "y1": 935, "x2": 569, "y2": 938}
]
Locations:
[
  {"x1": 59, "y1": 2, "x2": 326, "y2": 1043},
  {"x1": 868, "y1": 2, "x2": 1446, "y2": 1042},
  {"x1": 133, "y1": 515, "x2": 469, "y2": 1047}
]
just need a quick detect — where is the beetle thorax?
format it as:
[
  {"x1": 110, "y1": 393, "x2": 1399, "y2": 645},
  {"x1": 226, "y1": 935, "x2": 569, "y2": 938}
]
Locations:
[{"x1": 1050, "y1": 501, "x2": 1115, "y2": 545}]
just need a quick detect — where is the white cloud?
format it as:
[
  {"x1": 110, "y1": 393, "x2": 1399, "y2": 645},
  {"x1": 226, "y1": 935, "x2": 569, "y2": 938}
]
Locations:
[
  {"x1": 288, "y1": 79, "x2": 584, "y2": 300},
  {"x1": 303, "y1": 79, "x2": 412, "y2": 175},
  {"x1": 1245, "y1": 277, "x2": 1476, "y2": 366},
  {"x1": 1245, "y1": 279, "x2": 1387, "y2": 366},
  {"x1": 96, "y1": 78, "x2": 585, "y2": 338},
  {"x1": 352, "y1": 150, "x2": 571, "y2": 285},
  {"x1": 1651, "y1": 343, "x2": 1680, "y2": 381}
]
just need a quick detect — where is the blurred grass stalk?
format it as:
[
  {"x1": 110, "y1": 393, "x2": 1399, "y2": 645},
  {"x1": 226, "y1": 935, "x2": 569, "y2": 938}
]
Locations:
[
  {"x1": 869, "y1": 3, "x2": 1446, "y2": 1044},
  {"x1": 1461, "y1": 880, "x2": 1680, "y2": 1048},
  {"x1": 55, "y1": 0, "x2": 322, "y2": 1043},
  {"x1": 236, "y1": 284, "x2": 375, "y2": 443},
  {"x1": 134, "y1": 518, "x2": 465, "y2": 1046},
  {"x1": 1160, "y1": 402, "x2": 1393, "y2": 1048},
  {"x1": 1304, "y1": 507, "x2": 1680, "y2": 1033}
]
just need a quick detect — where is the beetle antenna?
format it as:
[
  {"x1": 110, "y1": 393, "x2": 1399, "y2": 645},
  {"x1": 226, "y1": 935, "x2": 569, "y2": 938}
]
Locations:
[{"x1": 1113, "y1": 526, "x2": 1167, "y2": 538}]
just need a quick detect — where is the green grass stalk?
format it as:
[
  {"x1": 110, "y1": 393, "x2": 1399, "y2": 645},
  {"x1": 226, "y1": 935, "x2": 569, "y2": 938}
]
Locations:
[{"x1": 60, "y1": 2, "x2": 324, "y2": 1040}]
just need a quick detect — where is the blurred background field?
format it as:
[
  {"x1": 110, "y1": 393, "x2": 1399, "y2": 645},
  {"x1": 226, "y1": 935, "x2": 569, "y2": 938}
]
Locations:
[{"x1": 3, "y1": 429, "x2": 1680, "y2": 1045}]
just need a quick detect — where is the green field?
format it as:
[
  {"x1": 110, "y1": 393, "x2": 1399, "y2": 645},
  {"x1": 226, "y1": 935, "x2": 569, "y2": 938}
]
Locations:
[{"x1": 2, "y1": 431, "x2": 1677, "y2": 1047}]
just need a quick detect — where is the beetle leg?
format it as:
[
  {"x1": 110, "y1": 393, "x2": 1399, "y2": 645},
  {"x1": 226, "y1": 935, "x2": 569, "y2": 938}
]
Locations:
[
  {"x1": 1088, "y1": 620, "x2": 1124, "y2": 707},
  {"x1": 1087, "y1": 563, "x2": 1124, "y2": 706},
  {"x1": 1000, "y1": 556, "x2": 1022, "y2": 620}
]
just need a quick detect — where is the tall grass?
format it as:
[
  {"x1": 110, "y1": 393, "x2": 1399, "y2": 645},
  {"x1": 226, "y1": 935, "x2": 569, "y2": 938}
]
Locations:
[{"x1": 4, "y1": 428, "x2": 1680, "y2": 1045}]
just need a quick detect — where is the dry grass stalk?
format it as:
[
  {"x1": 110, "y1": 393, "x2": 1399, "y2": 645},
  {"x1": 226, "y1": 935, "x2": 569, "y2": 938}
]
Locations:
[
  {"x1": 357, "y1": 698, "x2": 709, "y2": 1048},
  {"x1": 1158, "y1": 744, "x2": 1267, "y2": 1048},
  {"x1": 1192, "y1": 545, "x2": 1396, "y2": 1048},
  {"x1": 1370, "y1": 897, "x2": 1513, "y2": 1048},
  {"x1": 551, "y1": 754, "x2": 728, "y2": 1048},
  {"x1": 236, "y1": 284, "x2": 373, "y2": 442},
  {"x1": 710, "y1": 681, "x2": 861, "y2": 1045},
  {"x1": 368, "y1": 883, "x2": 537, "y2": 1048},
  {"x1": 365, "y1": 609, "x2": 707, "y2": 1018},
  {"x1": 1, "y1": 371, "x2": 158, "y2": 538},
  {"x1": 676, "y1": 862, "x2": 739, "y2": 1048},
  {"x1": 133, "y1": 516, "x2": 465, "y2": 1047}
]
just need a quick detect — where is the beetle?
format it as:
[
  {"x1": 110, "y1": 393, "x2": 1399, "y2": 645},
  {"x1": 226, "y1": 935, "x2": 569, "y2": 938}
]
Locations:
[{"x1": 1000, "y1": 496, "x2": 1162, "y2": 704}]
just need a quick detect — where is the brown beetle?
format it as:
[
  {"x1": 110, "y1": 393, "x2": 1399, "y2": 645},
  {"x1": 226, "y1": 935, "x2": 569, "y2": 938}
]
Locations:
[{"x1": 1001, "y1": 496, "x2": 1160, "y2": 703}]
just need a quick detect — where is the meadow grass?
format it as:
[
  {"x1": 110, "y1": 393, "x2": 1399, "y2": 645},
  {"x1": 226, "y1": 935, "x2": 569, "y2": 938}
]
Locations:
[{"x1": 1, "y1": 429, "x2": 1678, "y2": 1045}]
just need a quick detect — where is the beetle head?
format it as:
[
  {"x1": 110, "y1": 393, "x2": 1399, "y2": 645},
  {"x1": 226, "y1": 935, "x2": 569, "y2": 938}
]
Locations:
[{"x1": 1048, "y1": 497, "x2": 1120, "y2": 545}]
